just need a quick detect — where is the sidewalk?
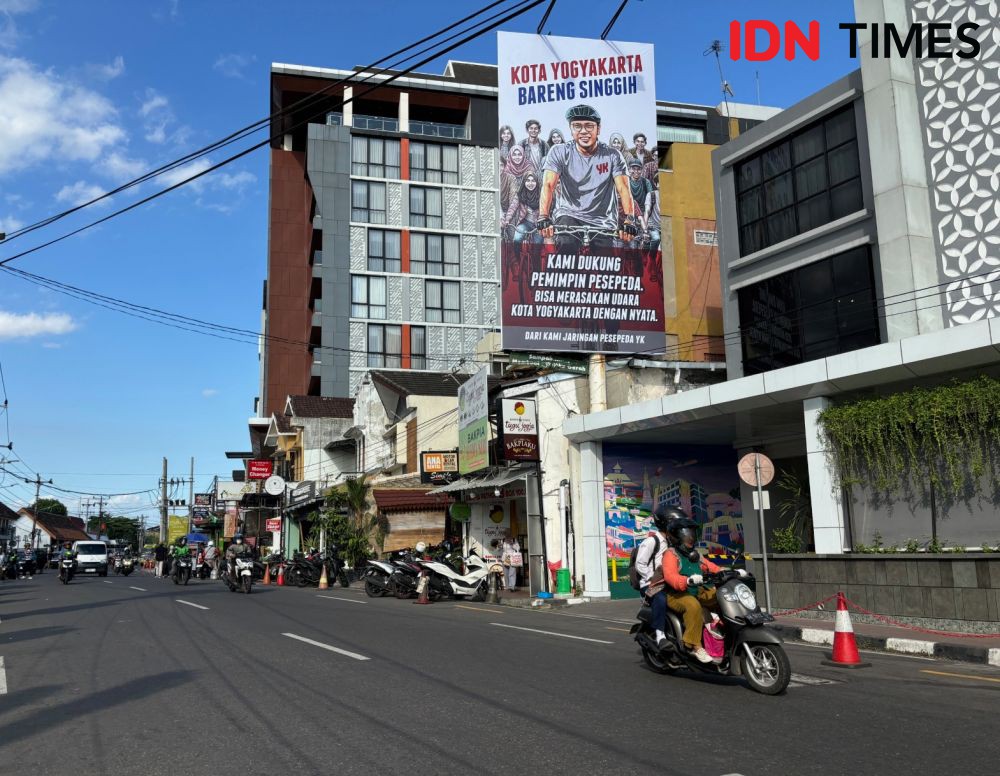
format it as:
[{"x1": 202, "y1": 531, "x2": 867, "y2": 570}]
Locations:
[{"x1": 496, "y1": 592, "x2": 1000, "y2": 667}]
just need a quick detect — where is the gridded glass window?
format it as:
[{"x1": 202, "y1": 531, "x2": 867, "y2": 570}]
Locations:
[
  {"x1": 409, "y1": 186, "x2": 443, "y2": 228},
  {"x1": 352, "y1": 136, "x2": 401, "y2": 178},
  {"x1": 410, "y1": 142, "x2": 459, "y2": 184},
  {"x1": 352, "y1": 181, "x2": 386, "y2": 224},
  {"x1": 410, "y1": 233, "x2": 460, "y2": 276},
  {"x1": 351, "y1": 275, "x2": 387, "y2": 319},
  {"x1": 410, "y1": 326, "x2": 427, "y2": 370},
  {"x1": 738, "y1": 246, "x2": 879, "y2": 375},
  {"x1": 425, "y1": 279, "x2": 461, "y2": 323},
  {"x1": 367, "y1": 229, "x2": 401, "y2": 272},
  {"x1": 736, "y1": 106, "x2": 863, "y2": 255},
  {"x1": 367, "y1": 323, "x2": 402, "y2": 368}
]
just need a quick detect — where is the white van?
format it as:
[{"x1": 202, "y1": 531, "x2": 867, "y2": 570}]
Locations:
[{"x1": 72, "y1": 541, "x2": 109, "y2": 576}]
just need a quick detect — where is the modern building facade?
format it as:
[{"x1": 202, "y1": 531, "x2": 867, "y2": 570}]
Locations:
[{"x1": 564, "y1": 0, "x2": 1000, "y2": 597}]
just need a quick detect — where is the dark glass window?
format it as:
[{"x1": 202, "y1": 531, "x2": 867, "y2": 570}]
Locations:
[
  {"x1": 738, "y1": 246, "x2": 879, "y2": 375},
  {"x1": 352, "y1": 136, "x2": 401, "y2": 178},
  {"x1": 425, "y1": 279, "x2": 460, "y2": 323},
  {"x1": 367, "y1": 229, "x2": 401, "y2": 272},
  {"x1": 351, "y1": 181, "x2": 386, "y2": 224},
  {"x1": 409, "y1": 186, "x2": 443, "y2": 228},
  {"x1": 410, "y1": 232, "x2": 460, "y2": 276},
  {"x1": 410, "y1": 326, "x2": 427, "y2": 369},
  {"x1": 367, "y1": 324, "x2": 402, "y2": 368},
  {"x1": 410, "y1": 142, "x2": 459, "y2": 184},
  {"x1": 735, "y1": 106, "x2": 863, "y2": 255}
]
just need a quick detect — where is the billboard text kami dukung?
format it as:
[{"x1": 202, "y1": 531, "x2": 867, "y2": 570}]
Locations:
[{"x1": 497, "y1": 32, "x2": 665, "y2": 356}]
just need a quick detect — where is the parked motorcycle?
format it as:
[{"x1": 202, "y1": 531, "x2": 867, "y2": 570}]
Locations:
[
  {"x1": 196, "y1": 558, "x2": 212, "y2": 580},
  {"x1": 361, "y1": 558, "x2": 397, "y2": 597},
  {"x1": 222, "y1": 557, "x2": 254, "y2": 594},
  {"x1": 417, "y1": 550, "x2": 504, "y2": 602},
  {"x1": 172, "y1": 556, "x2": 193, "y2": 586},
  {"x1": 630, "y1": 567, "x2": 791, "y2": 695},
  {"x1": 286, "y1": 548, "x2": 350, "y2": 588},
  {"x1": 59, "y1": 557, "x2": 76, "y2": 584}
]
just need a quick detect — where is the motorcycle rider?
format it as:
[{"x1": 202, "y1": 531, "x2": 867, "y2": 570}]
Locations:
[
  {"x1": 59, "y1": 541, "x2": 77, "y2": 577},
  {"x1": 663, "y1": 516, "x2": 749, "y2": 664},
  {"x1": 636, "y1": 506, "x2": 680, "y2": 648},
  {"x1": 169, "y1": 537, "x2": 190, "y2": 577},
  {"x1": 226, "y1": 533, "x2": 250, "y2": 580}
]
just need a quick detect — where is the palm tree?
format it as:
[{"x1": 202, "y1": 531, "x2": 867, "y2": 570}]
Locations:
[{"x1": 344, "y1": 475, "x2": 371, "y2": 532}]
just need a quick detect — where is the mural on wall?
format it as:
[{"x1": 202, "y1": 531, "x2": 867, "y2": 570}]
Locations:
[{"x1": 603, "y1": 443, "x2": 744, "y2": 579}]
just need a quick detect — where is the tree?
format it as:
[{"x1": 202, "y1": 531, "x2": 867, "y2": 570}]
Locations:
[
  {"x1": 31, "y1": 498, "x2": 67, "y2": 516},
  {"x1": 87, "y1": 514, "x2": 141, "y2": 545}
]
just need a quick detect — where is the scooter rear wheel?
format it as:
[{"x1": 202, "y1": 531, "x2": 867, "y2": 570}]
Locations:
[
  {"x1": 364, "y1": 579, "x2": 385, "y2": 597},
  {"x1": 641, "y1": 645, "x2": 677, "y2": 674}
]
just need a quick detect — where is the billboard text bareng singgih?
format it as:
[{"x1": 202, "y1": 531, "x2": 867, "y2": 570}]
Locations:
[{"x1": 497, "y1": 32, "x2": 665, "y2": 355}]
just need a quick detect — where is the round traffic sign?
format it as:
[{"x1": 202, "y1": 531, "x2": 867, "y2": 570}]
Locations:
[
  {"x1": 738, "y1": 453, "x2": 775, "y2": 487},
  {"x1": 263, "y1": 475, "x2": 286, "y2": 496}
]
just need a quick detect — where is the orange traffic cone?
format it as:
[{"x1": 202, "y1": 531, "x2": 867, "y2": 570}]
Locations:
[
  {"x1": 822, "y1": 592, "x2": 871, "y2": 668},
  {"x1": 263, "y1": 564, "x2": 271, "y2": 586},
  {"x1": 414, "y1": 570, "x2": 431, "y2": 605},
  {"x1": 318, "y1": 563, "x2": 329, "y2": 590},
  {"x1": 277, "y1": 564, "x2": 285, "y2": 587}
]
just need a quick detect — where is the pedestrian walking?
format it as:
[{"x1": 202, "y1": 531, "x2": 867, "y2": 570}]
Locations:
[
  {"x1": 500, "y1": 532, "x2": 521, "y2": 592},
  {"x1": 154, "y1": 542, "x2": 167, "y2": 577}
]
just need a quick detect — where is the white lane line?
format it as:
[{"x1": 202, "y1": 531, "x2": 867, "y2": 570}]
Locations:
[
  {"x1": 532, "y1": 609, "x2": 634, "y2": 625},
  {"x1": 317, "y1": 595, "x2": 367, "y2": 605},
  {"x1": 489, "y1": 622, "x2": 614, "y2": 644},
  {"x1": 0, "y1": 656, "x2": 7, "y2": 695},
  {"x1": 103, "y1": 580, "x2": 113, "y2": 584},
  {"x1": 129, "y1": 586, "x2": 147, "y2": 592},
  {"x1": 175, "y1": 599, "x2": 209, "y2": 610},
  {"x1": 281, "y1": 633, "x2": 370, "y2": 661}
]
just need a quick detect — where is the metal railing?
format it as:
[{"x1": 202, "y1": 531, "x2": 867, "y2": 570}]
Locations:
[
  {"x1": 353, "y1": 114, "x2": 399, "y2": 132},
  {"x1": 410, "y1": 120, "x2": 467, "y2": 139}
]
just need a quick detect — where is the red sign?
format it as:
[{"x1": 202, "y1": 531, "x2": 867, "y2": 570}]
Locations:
[
  {"x1": 265, "y1": 518, "x2": 281, "y2": 534},
  {"x1": 248, "y1": 460, "x2": 274, "y2": 480}
]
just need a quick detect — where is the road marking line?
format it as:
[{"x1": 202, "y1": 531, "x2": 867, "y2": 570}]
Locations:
[
  {"x1": 282, "y1": 633, "x2": 370, "y2": 661},
  {"x1": 317, "y1": 595, "x2": 366, "y2": 605},
  {"x1": 455, "y1": 604, "x2": 501, "y2": 613},
  {"x1": 788, "y1": 641, "x2": 937, "y2": 661},
  {"x1": 490, "y1": 622, "x2": 613, "y2": 644},
  {"x1": 175, "y1": 600, "x2": 209, "y2": 610},
  {"x1": 103, "y1": 580, "x2": 113, "y2": 584},
  {"x1": 538, "y1": 610, "x2": 634, "y2": 625},
  {"x1": 920, "y1": 669, "x2": 1000, "y2": 685},
  {"x1": 0, "y1": 656, "x2": 7, "y2": 695},
  {"x1": 129, "y1": 586, "x2": 147, "y2": 592},
  {"x1": 606, "y1": 627, "x2": 630, "y2": 632}
]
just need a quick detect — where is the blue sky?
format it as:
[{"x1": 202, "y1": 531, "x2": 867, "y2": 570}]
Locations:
[{"x1": 0, "y1": 0, "x2": 857, "y2": 520}]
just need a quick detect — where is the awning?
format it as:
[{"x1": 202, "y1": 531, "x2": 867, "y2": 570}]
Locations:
[{"x1": 427, "y1": 467, "x2": 530, "y2": 495}]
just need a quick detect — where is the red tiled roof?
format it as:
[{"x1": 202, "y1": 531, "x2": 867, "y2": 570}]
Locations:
[
  {"x1": 19, "y1": 509, "x2": 91, "y2": 542},
  {"x1": 287, "y1": 395, "x2": 355, "y2": 418},
  {"x1": 373, "y1": 488, "x2": 448, "y2": 512}
]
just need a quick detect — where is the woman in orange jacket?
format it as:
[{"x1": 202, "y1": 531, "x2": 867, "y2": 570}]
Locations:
[{"x1": 662, "y1": 520, "x2": 726, "y2": 663}]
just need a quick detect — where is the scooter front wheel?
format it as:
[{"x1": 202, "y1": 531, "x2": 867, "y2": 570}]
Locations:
[{"x1": 741, "y1": 643, "x2": 791, "y2": 695}]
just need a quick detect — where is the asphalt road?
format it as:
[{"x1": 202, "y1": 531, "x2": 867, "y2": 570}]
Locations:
[{"x1": 2, "y1": 571, "x2": 998, "y2": 776}]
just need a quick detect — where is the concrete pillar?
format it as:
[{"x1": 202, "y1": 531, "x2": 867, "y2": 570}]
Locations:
[
  {"x1": 578, "y1": 440, "x2": 610, "y2": 598},
  {"x1": 343, "y1": 86, "x2": 353, "y2": 127},
  {"x1": 804, "y1": 397, "x2": 847, "y2": 554},
  {"x1": 398, "y1": 91, "x2": 409, "y2": 134}
]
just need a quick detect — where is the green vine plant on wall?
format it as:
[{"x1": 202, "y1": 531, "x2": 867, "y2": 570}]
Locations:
[{"x1": 818, "y1": 375, "x2": 1000, "y2": 499}]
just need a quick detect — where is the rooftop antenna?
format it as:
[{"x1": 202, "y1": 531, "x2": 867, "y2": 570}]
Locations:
[
  {"x1": 755, "y1": 70, "x2": 761, "y2": 105},
  {"x1": 704, "y1": 39, "x2": 734, "y2": 135}
]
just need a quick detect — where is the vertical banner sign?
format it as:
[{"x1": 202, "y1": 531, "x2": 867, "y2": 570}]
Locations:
[
  {"x1": 458, "y1": 367, "x2": 490, "y2": 475},
  {"x1": 498, "y1": 398, "x2": 540, "y2": 461},
  {"x1": 497, "y1": 32, "x2": 665, "y2": 355}
]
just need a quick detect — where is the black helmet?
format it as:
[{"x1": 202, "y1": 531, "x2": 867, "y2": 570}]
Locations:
[
  {"x1": 565, "y1": 104, "x2": 600, "y2": 124},
  {"x1": 653, "y1": 505, "x2": 687, "y2": 533},
  {"x1": 234, "y1": 533, "x2": 244, "y2": 543},
  {"x1": 177, "y1": 537, "x2": 187, "y2": 546},
  {"x1": 667, "y1": 512, "x2": 701, "y2": 562}
]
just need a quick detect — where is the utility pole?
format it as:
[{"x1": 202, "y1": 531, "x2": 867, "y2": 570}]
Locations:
[
  {"x1": 188, "y1": 456, "x2": 195, "y2": 534},
  {"x1": 95, "y1": 495, "x2": 105, "y2": 538},
  {"x1": 160, "y1": 457, "x2": 168, "y2": 543},
  {"x1": 26, "y1": 473, "x2": 53, "y2": 549}
]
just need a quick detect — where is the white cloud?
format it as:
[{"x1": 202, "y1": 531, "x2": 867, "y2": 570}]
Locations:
[
  {"x1": 0, "y1": 55, "x2": 125, "y2": 176},
  {"x1": 139, "y1": 89, "x2": 168, "y2": 117},
  {"x1": 55, "y1": 180, "x2": 107, "y2": 207},
  {"x1": 0, "y1": 213, "x2": 23, "y2": 233},
  {"x1": 109, "y1": 493, "x2": 142, "y2": 509},
  {"x1": 138, "y1": 87, "x2": 190, "y2": 146},
  {"x1": 214, "y1": 53, "x2": 255, "y2": 80},
  {"x1": 0, "y1": 1, "x2": 41, "y2": 12},
  {"x1": 41, "y1": 341, "x2": 61, "y2": 349},
  {"x1": 0, "y1": 0, "x2": 38, "y2": 50},
  {"x1": 217, "y1": 170, "x2": 256, "y2": 189},
  {"x1": 201, "y1": 388, "x2": 218, "y2": 397},
  {"x1": 0, "y1": 309, "x2": 77, "y2": 339},
  {"x1": 88, "y1": 55, "x2": 125, "y2": 81},
  {"x1": 100, "y1": 151, "x2": 146, "y2": 182},
  {"x1": 158, "y1": 157, "x2": 212, "y2": 189}
]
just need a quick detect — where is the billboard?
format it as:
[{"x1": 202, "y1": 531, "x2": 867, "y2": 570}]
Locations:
[
  {"x1": 215, "y1": 480, "x2": 257, "y2": 502},
  {"x1": 497, "y1": 32, "x2": 665, "y2": 355},
  {"x1": 458, "y1": 367, "x2": 489, "y2": 475},
  {"x1": 497, "y1": 398, "x2": 539, "y2": 462},
  {"x1": 420, "y1": 451, "x2": 460, "y2": 485}
]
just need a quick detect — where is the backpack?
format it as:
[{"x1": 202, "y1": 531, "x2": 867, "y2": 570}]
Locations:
[{"x1": 627, "y1": 534, "x2": 660, "y2": 590}]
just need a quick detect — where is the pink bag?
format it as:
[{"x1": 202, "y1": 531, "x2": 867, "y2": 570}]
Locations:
[{"x1": 703, "y1": 616, "x2": 725, "y2": 659}]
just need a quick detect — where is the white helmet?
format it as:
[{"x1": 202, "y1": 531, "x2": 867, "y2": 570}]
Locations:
[
  {"x1": 207, "y1": 541, "x2": 214, "y2": 547},
  {"x1": 415, "y1": 542, "x2": 427, "y2": 553}
]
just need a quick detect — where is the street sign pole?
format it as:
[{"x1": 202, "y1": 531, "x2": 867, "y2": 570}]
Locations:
[{"x1": 754, "y1": 455, "x2": 772, "y2": 612}]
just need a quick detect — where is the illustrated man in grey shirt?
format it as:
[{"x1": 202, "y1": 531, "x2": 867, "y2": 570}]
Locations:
[{"x1": 537, "y1": 104, "x2": 637, "y2": 251}]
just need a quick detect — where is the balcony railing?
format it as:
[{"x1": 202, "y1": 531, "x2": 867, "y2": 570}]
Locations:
[
  {"x1": 326, "y1": 112, "x2": 343, "y2": 126},
  {"x1": 410, "y1": 120, "x2": 467, "y2": 139},
  {"x1": 353, "y1": 114, "x2": 399, "y2": 132}
]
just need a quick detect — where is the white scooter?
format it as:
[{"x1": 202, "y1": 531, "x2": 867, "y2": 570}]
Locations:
[{"x1": 417, "y1": 550, "x2": 504, "y2": 601}]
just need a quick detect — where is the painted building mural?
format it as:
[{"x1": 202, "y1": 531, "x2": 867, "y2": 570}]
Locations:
[{"x1": 603, "y1": 443, "x2": 744, "y2": 597}]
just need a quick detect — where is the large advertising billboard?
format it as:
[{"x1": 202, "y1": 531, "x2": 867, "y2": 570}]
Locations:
[
  {"x1": 458, "y1": 367, "x2": 489, "y2": 475},
  {"x1": 497, "y1": 32, "x2": 665, "y2": 355}
]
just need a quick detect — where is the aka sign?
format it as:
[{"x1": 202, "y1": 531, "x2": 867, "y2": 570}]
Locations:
[{"x1": 498, "y1": 398, "x2": 539, "y2": 462}]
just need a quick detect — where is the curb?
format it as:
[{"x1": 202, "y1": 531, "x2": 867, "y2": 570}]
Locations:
[
  {"x1": 497, "y1": 596, "x2": 591, "y2": 610},
  {"x1": 776, "y1": 625, "x2": 1000, "y2": 667}
]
